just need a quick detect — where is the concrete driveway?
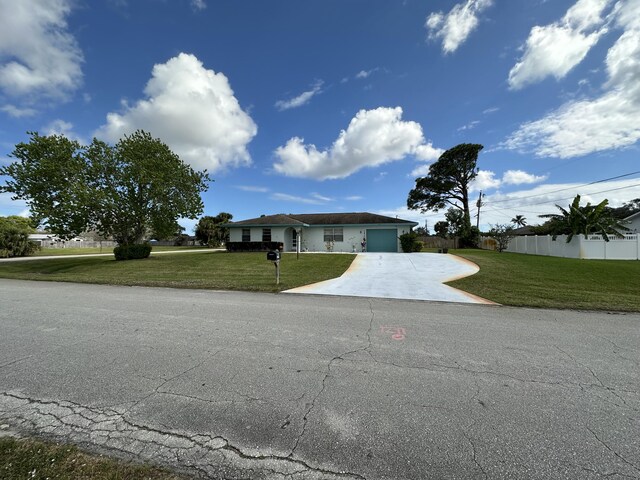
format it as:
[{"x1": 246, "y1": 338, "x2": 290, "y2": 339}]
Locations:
[{"x1": 284, "y1": 252, "x2": 493, "y2": 304}]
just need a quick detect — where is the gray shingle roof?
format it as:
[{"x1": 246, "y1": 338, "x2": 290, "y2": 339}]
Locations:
[{"x1": 228, "y1": 212, "x2": 417, "y2": 226}]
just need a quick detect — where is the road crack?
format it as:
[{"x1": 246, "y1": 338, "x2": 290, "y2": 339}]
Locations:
[
  {"x1": 0, "y1": 390, "x2": 366, "y2": 479},
  {"x1": 586, "y1": 426, "x2": 640, "y2": 476},
  {"x1": 289, "y1": 301, "x2": 375, "y2": 458}
]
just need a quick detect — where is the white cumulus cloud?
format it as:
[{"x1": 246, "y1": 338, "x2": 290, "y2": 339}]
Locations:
[
  {"x1": 410, "y1": 143, "x2": 445, "y2": 177},
  {"x1": 42, "y1": 119, "x2": 85, "y2": 143},
  {"x1": 275, "y1": 81, "x2": 323, "y2": 111},
  {"x1": 95, "y1": 53, "x2": 257, "y2": 172},
  {"x1": 502, "y1": 170, "x2": 549, "y2": 185},
  {"x1": 508, "y1": 0, "x2": 611, "y2": 90},
  {"x1": 425, "y1": 0, "x2": 493, "y2": 54},
  {"x1": 471, "y1": 169, "x2": 547, "y2": 192},
  {"x1": 191, "y1": 0, "x2": 206, "y2": 11},
  {"x1": 270, "y1": 193, "x2": 327, "y2": 205},
  {"x1": 471, "y1": 170, "x2": 501, "y2": 192},
  {"x1": 0, "y1": 104, "x2": 37, "y2": 118},
  {"x1": 0, "y1": 0, "x2": 83, "y2": 102},
  {"x1": 504, "y1": 0, "x2": 640, "y2": 158},
  {"x1": 273, "y1": 107, "x2": 433, "y2": 180}
]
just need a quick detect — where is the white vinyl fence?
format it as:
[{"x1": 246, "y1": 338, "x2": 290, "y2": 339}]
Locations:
[{"x1": 481, "y1": 234, "x2": 640, "y2": 260}]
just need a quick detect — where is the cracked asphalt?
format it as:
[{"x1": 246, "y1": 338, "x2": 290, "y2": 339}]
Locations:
[{"x1": 0, "y1": 279, "x2": 639, "y2": 479}]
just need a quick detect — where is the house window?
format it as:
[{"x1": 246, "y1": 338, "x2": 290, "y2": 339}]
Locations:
[
  {"x1": 323, "y1": 227, "x2": 343, "y2": 242},
  {"x1": 262, "y1": 228, "x2": 271, "y2": 242},
  {"x1": 242, "y1": 229, "x2": 250, "y2": 242}
]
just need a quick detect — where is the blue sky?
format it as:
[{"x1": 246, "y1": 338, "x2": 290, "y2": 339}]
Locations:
[{"x1": 1, "y1": 0, "x2": 639, "y2": 233}]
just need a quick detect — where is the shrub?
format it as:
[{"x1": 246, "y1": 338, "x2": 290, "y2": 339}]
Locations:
[
  {"x1": 487, "y1": 224, "x2": 515, "y2": 252},
  {"x1": 459, "y1": 226, "x2": 480, "y2": 248},
  {"x1": 399, "y1": 232, "x2": 422, "y2": 252},
  {"x1": 173, "y1": 234, "x2": 191, "y2": 246},
  {"x1": 113, "y1": 243, "x2": 152, "y2": 260},
  {"x1": 0, "y1": 216, "x2": 40, "y2": 258},
  {"x1": 226, "y1": 241, "x2": 284, "y2": 252}
]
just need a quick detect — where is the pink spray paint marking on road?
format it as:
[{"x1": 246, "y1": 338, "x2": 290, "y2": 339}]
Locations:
[{"x1": 380, "y1": 326, "x2": 406, "y2": 341}]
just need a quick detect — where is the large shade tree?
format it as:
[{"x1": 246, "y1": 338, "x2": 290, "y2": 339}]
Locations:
[
  {"x1": 408, "y1": 143, "x2": 483, "y2": 245},
  {"x1": 0, "y1": 130, "x2": 210, "y2": 249}
]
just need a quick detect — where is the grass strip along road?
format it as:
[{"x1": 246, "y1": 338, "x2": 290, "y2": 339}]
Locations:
[
  {"x1": 31, "y1": 245, "x2": 209, "y2": 256},
  {"x1": 0, "y1": 251, "x2": 355, "y2": 293},
  {"x1": 0, "y1": 436, "x2": 185, "y2": 480},
  {"x1": 448, "y1": 249, "x2": 640, "y2": 312}
]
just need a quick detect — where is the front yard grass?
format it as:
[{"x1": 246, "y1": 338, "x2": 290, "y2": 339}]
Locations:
[
  {"x1": 448, "y1": 249, "x2": 640, "y2": 312},
  {"x1": 0, "y1": 251, "x2": 355, "y2": 292},
  {"x1": 0, "y1": 436, "x2": 185, "y2": 480},
  {"x1": 32, "y1": 245, "x2": 208, "y2": 256}
]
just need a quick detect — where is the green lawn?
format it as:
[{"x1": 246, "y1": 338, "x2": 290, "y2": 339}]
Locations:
[
  {"x1": 0, "y1": 436, "x2": 184, "y2": 480},
  {"x1": 33, "y1": 245, "x2": 209, "y2": 256},
  {"x1": 448, "y1": 249, "x2": 640, "y2": 312},
  {"x1": 0, "y1": 251, "x2": 355, "y2": 292}
]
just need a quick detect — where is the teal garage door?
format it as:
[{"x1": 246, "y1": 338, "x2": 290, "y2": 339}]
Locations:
[{"x1": 366, "y1": 229, "x2": 398, "y2": 252}]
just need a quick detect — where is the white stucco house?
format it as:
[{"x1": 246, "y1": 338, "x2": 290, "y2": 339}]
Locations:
[
  {"x1": 226, "y1": 212, "x2": 418, "y2": 253},
  {"x1": 625, "y1": 211, "x2": 640, "y2": 233}
]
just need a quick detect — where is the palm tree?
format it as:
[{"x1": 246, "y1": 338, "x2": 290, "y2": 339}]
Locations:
[
  {"x1": 511, "y1": 215, "x2": 527, "y2": 227},
  {"x1": 540, "y1": 195, "x2": 629, "y2": 242}
]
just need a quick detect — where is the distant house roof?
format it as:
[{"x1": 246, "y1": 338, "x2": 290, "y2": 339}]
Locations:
[
  {"x1": 511, "y1": 226, "x2": 535, "y2": 236},
  {"x1": 227, "y1": 212, "x2": 418, "y2": 227},
  {"x1": 624, "y1": 211, "x2": 640, "y2": 221}
]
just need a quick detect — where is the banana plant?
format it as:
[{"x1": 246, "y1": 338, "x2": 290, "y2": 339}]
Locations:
[{"x1": 540, "y1": 195, "x2": 630, "y2": 242}]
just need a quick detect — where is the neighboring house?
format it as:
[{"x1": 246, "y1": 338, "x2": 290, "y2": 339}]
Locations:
[
  {"x1": 625, "y1": 211, "x2": 640, "y2": 233},
  {"x1": 226, "y1": 212, "x2": 418, "y2": 253},
  {"x1": 28, "y1": 233, "x2": 82, "y2": 247},
  {"x1": 511, "y1": 226, "x2": 534, "y2": 236}
]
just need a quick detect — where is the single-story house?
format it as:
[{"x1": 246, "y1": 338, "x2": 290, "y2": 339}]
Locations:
[
  {"x1": 624, "y1": 211, "x2": 640, "y2": 233},
  {"x1": 226, "y1": 212, "x2": 418, "y2": 253}
]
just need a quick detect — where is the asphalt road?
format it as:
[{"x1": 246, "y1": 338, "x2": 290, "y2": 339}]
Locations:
[{"x1": 0, "y1": 279, "x2": 639, "y2": 479}]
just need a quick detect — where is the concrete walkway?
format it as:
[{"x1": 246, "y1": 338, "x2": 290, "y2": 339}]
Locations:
[{"x1": 284, "y1": 252, "x2": 494, "y2": 304}]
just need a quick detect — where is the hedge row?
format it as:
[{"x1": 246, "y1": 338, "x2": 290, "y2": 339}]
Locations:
[
  {"x1": 113, "y1": 243, "x2": 152, "y2": 260},
  {"x1": 226, "y1": 241, "x2": 284, "y2": 252}
]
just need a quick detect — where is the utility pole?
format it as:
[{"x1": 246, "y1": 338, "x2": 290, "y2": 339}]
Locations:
[{"x1": 475, "y1": 191, "x2": 484, "y2": 229}]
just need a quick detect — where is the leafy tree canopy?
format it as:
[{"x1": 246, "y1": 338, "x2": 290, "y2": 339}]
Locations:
[
  {"x1": 0, "y1": 131, "x2": 210, "y2": 246},
  {"x1": 608, "y1": 198, "x2": 640, "y2": 219},
  {"x1": 434, "y1": 221, "x2": 449, "y2": 238},
  {"x1": 445, "y1": 208, "x2": 465, "y2": 237},
  {"x1": 407, "y1": 143, "x2": 483, "y2": 230},
  {"x1": 195, "y1": 212, "x2": 233, "y2": 247}
]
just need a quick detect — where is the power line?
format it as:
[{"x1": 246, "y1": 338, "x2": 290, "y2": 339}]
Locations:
[
  {"x1": 485, "y1": 170, "x2": 640, "y2": 205},
  {"x1": 410, "y1": 179, "x2": 640, "y2": 222},
  {"x1": 493, "y1": 182, "x2": 640, "y2": 209}
]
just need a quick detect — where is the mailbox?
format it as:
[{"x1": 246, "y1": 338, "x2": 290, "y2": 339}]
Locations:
[{"x1": 267, "y1": 250, "x2": 280, "y2": 261}]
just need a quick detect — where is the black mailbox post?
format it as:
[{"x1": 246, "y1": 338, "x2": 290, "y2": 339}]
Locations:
[{"x1": 267, "y1": 250, "x2": 280, "y2": 284}]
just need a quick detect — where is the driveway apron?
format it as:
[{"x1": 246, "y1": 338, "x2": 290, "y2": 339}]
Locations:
[{"x1": 283, "y1": 252, "x2": 493, "y2": 304}]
